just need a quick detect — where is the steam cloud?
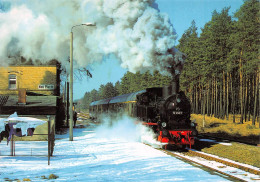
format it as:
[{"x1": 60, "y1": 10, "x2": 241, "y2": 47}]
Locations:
[
  {"x1": 0, "y1": 0, "x2": 184, "y2": 74},
  {"x1": 95, "y1": 114, "x2": 164, "y2": 148}
]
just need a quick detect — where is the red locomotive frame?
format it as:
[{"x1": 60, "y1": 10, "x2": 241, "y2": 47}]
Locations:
[{"x1": 143, "y1": 122, "x2": 195, "y2": 149}]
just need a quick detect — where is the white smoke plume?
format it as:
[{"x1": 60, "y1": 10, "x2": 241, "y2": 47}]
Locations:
[
  {"x1": 95, "y1": 114, "x2": 164, "y2": 148},
  {"x1": 0, "y1": 0, "x2": 184, "y2": 74}
]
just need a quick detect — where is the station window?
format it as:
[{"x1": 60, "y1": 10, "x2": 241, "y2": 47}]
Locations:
[{"x1": 8, "y1": 74, "x2": 17, "y2": 89}]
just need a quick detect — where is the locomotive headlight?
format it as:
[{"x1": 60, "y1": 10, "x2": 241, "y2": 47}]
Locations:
[
  {"x1": 161, "y1": 122, "x2": 167, "y2": 128},
  {"x1": 167, "y1": 102, "x2": 175, "y2": 110}
]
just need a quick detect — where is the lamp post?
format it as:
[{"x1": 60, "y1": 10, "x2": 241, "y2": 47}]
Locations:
[{"x1": 69, "y1": 23, "x2": 96, "y2": 141}]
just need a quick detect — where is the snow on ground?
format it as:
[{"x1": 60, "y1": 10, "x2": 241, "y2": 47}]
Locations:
[
  {"x1": 0, "y1": 121, "x2": 231, "y2": 182},
  {"x1": 172, "y1": 151, "x2": 260, "y2": 182}
]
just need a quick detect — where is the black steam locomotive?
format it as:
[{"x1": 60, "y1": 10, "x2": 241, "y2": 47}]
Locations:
[{"x1": 89, "y1": 78, "x2": 197, "y2": 149}]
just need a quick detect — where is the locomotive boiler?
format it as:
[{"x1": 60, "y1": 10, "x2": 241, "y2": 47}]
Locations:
[{"x1": 89, "y1": 77, "x2": 197, "y2": 149}]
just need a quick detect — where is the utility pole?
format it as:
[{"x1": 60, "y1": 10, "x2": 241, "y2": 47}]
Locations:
[
  {"x1": 69, "y1": 23, "x2": 96, "y2": 141},
  {"x1": 69, "y1": 31, "x2": 73, "y2": 141}
]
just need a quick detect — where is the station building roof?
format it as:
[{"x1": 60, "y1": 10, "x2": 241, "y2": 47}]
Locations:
[{"x1": 0, "y1": 95, "x2": 57, "y2": 115}]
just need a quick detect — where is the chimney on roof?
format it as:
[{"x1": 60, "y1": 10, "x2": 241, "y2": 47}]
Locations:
[{"x1": 18, "y1": 88, "x2": 26, "y2": 105}]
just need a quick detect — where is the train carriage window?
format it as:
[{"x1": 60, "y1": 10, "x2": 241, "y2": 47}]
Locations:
[{"x1": 8, "y1": 74, "x2": 17, "y2": 89}]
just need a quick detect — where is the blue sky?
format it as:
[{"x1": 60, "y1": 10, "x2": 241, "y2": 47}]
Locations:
[{"x1": 74, "y1": 0, "x2": 244, "y2": 100}]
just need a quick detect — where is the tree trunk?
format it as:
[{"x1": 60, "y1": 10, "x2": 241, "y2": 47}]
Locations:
[
  {"x1": 214, "y1": 78, "x2": 218, "y2": 118},
  {"x1": 247, "y1": 77, "x2": 251, "y2": 122},
  {"x1": 220, "y1": 80, "x2": 223, "y2": 119},
  {"x1": 207, "y1": 81, "x2": 210, "y2": 116},
  {"x1": 196, "y1": 85, "x2": 199, "y2": 114},
  {"x1": 203, "y1": 90, "x2": 206, "y2": 126},
  {"x1": 244, "y1": 77, "x2": 248, "y2": 122},
  {"x1": 223, "y1": 71, "x2": 226, "y2": 119},
  {"x1": 226, "y1": 72, "x2": 229, "y2": 120},
  {"x1": 199, "y1": 85, "x2": 202, "y2": 114},
  {"x1": 211, "y1": 79, "x2": 214, "y2": 117},
  {"x1": 216, "y1": 80, "x2": 219, "y2": 118},
  {"x1": 231, "y1": 73, "x2": 236, "y2": 123},
  {"x1": 253, "y1": 71, "x2": 259, "y2": 126},
  {"x1": 189, "y1": 85, "x2": 193, "y2": 112},
  {"x1": 192, "y1": 86, "x2": 196, "y2": 113},
  {"x1": 214, "y1": 77, "x2": 216, "y2": 117},
  {"x1": 239, "y1": 50, "x2": 244, "y2": 124}
]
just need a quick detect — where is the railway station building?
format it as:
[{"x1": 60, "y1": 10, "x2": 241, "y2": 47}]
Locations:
[{"x1": 0, "y1": 60, "x2": 63, "y2": 141}]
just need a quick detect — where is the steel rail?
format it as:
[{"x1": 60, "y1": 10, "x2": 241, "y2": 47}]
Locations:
[{"x1": 161, "y1": 149, "x2": 248, "y2": 182}]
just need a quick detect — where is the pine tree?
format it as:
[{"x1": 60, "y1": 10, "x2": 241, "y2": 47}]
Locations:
[
  {"x1": 115, "y1": 81, "x2": 122, "y2": 95},
  {"x1": 178, "y1": 20, "x2": 200, "y2": 112},
  {"x1": 232, "y1": 0, "x2": 260, "y2": 124},
  {"x1": 120, "y1": 71, "x2": 133, "y2": 94},
  {"x1": 102, "y1": 82, "x2": 118, "y2": 98}
]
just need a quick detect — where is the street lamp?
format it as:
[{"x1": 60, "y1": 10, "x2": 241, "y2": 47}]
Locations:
[{"x1": 69, "y1": 23, "x2": 96, "y2": 141}]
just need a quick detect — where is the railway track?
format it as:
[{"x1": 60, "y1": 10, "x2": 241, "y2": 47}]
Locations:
[
  {"x1": 161, "y1": 148, "x2": 260, "y2": 181},
  {"x1": 197, "y1": 134, "x2": 259, "y2": 146}
]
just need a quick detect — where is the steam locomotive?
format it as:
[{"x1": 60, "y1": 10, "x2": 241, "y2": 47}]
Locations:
[{"x1": 89, "y1": 77, "x2": 197, "y2": 149}]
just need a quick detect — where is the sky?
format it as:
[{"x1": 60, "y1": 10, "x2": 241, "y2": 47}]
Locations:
[{"x1": 73, "y1": 0, "x2": 244, "y2": 100}]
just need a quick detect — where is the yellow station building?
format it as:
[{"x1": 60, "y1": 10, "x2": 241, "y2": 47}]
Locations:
[
  {"x1": 0, "y1": 62, "x2": 62, "y2": 116},
  {"x1": 0, "y1": 62, "x2": 63, "y2": 143},
  {"x1": 0, "y1": 65, "x2": 58, "y2": 96}
]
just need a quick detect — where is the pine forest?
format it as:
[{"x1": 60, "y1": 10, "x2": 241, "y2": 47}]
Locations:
[{"x1": 79, "y1": 0, "x2": 260, "y2": 126}]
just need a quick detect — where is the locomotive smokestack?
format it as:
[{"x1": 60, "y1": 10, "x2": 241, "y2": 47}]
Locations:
[
  {"x1": 168, "y1": 67, "x2": 179, "y2": 95},
  {"x1": 172, "y1": 75, "x2": 179, "y2": 95},
  {"x1": 166, "y1": 47, "x2": 185, "y2": 95},
  {"x1": 163, "y1": 66, "x2": 180, "y2": 97}
]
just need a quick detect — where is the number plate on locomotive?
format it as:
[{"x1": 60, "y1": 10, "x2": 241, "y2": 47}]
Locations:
[{"x1": 173, "y1": 111, "x2": 183, "y2": 115}]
